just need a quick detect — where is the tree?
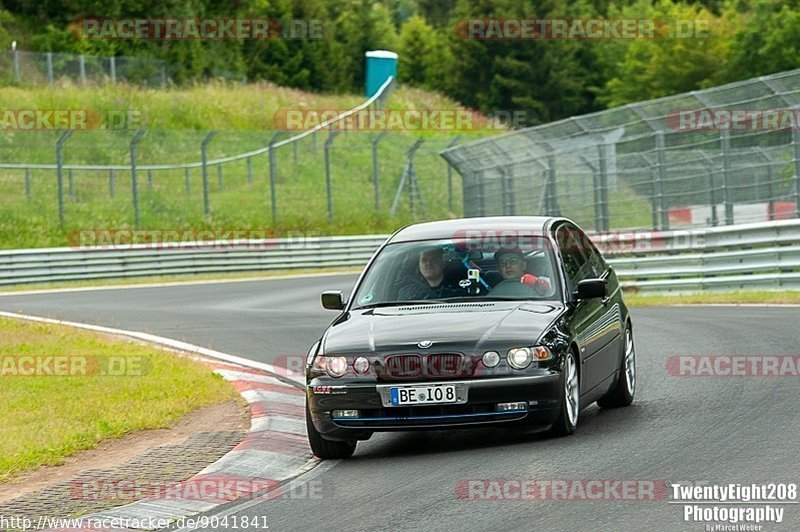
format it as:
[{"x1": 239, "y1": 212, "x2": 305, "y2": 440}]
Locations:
[
  {"x1": 595, "y1": 0, "x2": 726, "y2": 108},
  {"x1": 397, "y1": 15, "x2": 446, "y2": 89}
]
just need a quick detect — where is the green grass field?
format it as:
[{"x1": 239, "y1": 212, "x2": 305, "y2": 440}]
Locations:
[{"x1": 0, "y1": 316, "x2": 239, "y2": 483}]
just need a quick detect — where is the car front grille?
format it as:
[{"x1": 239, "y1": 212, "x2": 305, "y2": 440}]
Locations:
[{"x1": 380, "y1": 353, "x2": 465, "y2": 380}]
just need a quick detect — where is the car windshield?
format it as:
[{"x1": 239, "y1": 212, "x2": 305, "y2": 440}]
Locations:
[{"x1": 352, "y1": 236, "x2": 561, "y2": 308}]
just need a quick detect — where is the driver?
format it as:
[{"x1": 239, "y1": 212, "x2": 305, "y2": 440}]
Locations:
[
  {"x1": 398, "y1": 246, "x2": 466, "y2": 300},
  {"x1": 490, "y1": 247, "x2": 550, "y2": 297}
]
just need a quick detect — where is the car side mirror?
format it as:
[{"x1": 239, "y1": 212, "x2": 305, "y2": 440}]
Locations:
[
  {"x1": 576, "y1": 279, "x2": 607, "y2": 300},
  {"x1": 321, "y1": 290, "x2": 346, "y2": 310}
]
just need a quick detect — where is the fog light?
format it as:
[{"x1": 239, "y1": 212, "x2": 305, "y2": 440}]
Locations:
[
  {"x1": 333, "y1": 409, "x2": 360, "y2": 418},
  {"x1": 496, "y1": 402, "x2": 527, "y2": 412},
  {"x1": 353, "y1": 356, "x2": 370, "y2": 374},
  {"x1": 482, "y1": 351, "x2": 500, "y2": 368}
]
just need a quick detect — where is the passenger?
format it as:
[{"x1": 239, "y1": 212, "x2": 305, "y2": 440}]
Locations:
[
  {"x1": 490, "y1": 247, "x2": 550, "y2": 297},
  {"x1": 398, "y1": 246, "x2": 465, "y2": 300}
]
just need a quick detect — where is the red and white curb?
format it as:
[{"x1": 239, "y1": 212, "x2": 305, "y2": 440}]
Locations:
[
  {"x1": 79, "y1": 364, "x2": 316, "y2": 530},
  {"x1": 0, "y1": 311, "x2": 317, "y2": 531}
]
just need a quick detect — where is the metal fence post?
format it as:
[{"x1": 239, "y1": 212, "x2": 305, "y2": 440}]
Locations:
[
  {"x1": 324, "y1": 130, "x2": 340, "y2": 221},
  {"x1": 12, "y1": 48, "x2": 20, "y2": 83},
  {"x1": 109, "y1": 56, "x2": 116, "y2": 83},
  {"x1": 46, "y1": 53, "x2": 53, "y2": 85},
  {"x1": 500, "y1": 167, "x2": 516, "y2": 215},
  {"x1": 371, "y1": 131, "x2": 388, "y2": 211},
  {"x1": 200, "y1": 131, "x2": 216, "y2": 219},
  {"x1": 217, "y1": 164, "x2": 224, "y2": 192},
  {"x1": 546, "y1": 154, "x2": 559, "y2": 216},
  {"x1": 184, "y1": 167, "x2": 191, "y2": 194},
  {"x1": 407, "y1": 139, "x2": 425, "y2": 218},
  {"x1": 268, "y1": 132, "x2": 283, "y2": 225},
  {"x1": 130, "y1": 129, "x2": 145, "y2": 229},
  {"x1": 592, "y1": 166, "x2": 603, "y2": 232},
  {"x1": 161, "y1": 65, "x2": 167, "y2": 88},
  {"x1": 147, "y1": 170, "x2": 153, "y2": 189},
  {"x1": 477, "y1": 170, "x2": 486, "y2": 217},
  {"x1": 109, "y1": 169, "x2": 115, "y2": 198},
  {"x1": 598, "y1": 144, "x2": 610, "y2": 232},
  {"x1": 56, "y1": 130, "x2": 73, "y2": 228},
  {"x1": 293, "y1": 141, "x2": 298, "y2": 165},
  {"x1": 24, "y1": 168, "x2": 31, "y2": 199},
  {"x1": 792, "y1": 129, "x2": 800, "y2": 218},
  {"x1": 79, "y1": 54, "x2": 86, "y2": 85},
  {"x1": 246, "y1": 157, "x2": 253, "y2": 185},
  {"x1": 655, "y1": 132, "x2": 669, "y2": 230},
  {"x1": 720, "y1": 130, "x2": 734, "y2": 225},
  {"x1": 68, "y1": 169, "x2": 74, "y2": 200},
  {"x1": 446, "y1": 136, "x2": 460, "y2": 212}
]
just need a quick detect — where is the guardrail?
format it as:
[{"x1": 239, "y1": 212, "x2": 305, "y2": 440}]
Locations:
[{"x1": 1, "y1": 221, "x2": 798, "y2": 292}]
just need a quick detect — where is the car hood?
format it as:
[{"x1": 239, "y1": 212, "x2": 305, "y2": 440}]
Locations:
[{"x1": 323, "y1": 301, "x2": 565, "y2": 354}]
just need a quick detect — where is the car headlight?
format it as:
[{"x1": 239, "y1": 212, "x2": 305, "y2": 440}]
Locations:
[
  {"x1": 312, "y1": 355, "x2": 348, "y2": 378},
  {"x1": 507, "y1": 346, "x2": 552, "y2": 370},
  {"x1": 325, "y1": 356, "x2": 348, "y2": 378}
]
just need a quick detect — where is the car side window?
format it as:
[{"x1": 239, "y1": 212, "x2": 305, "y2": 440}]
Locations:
[
  {"x1": 556, "y1": 225, "x2": 591, "y2": 292},
  {"x1": 581, "y1": 233, "x2": 608, "y2": 277}
]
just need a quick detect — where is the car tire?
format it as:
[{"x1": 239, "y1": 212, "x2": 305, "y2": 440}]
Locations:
[
  {"x1": 305, "y1": 404, "x2": 357, "y2": 460},
  {"x1": 597, "y1": 323, "x2": 636, "y2": 409},
  {"x1": 547, "y1": 349, "x2": 580, "y2": 437}
]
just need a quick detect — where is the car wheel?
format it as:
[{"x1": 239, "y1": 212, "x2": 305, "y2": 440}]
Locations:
[
  {"x1": 547, "y1": 349, "x2": 579, "y2": 437},
  {"x1": 305, "y1": 404, "x2": 357, "y2": 460},
  {"x1": 597, "y1": 324, "x2": 636, "y2": 408}
]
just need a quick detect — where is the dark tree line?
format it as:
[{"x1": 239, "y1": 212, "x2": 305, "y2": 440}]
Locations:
[{"x1": 2, "y1": 0, "x2": 800, "y2": 124}]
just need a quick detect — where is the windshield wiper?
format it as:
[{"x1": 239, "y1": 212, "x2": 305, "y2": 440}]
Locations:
[{"x1": 356, "y1": 299, "x2": 445, "y2": 309}]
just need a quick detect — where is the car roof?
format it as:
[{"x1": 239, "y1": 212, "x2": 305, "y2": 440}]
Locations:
[{"x1": 388, "y1": 216, "x2": 565, "y2": 243}]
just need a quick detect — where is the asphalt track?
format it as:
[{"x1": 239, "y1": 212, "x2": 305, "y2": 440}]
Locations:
[{"x1": 1, "y1": 276, "x2": 799, "y2": 531}]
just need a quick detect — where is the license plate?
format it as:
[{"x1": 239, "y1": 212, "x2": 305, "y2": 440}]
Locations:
[{"x1": 390, "y1": 384, "x2": 458, "y2": 406}]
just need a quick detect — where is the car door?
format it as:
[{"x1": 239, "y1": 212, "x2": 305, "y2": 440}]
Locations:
[
  {"x1": 579, "y1": 231, "x2": 624, "y2": 383},
  {"x1": 555, "y1": 223, "x2": 610, "y2": 394}
]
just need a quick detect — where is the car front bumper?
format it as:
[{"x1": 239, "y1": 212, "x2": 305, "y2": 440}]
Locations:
[{"x1": 307, "y1": 373, "x2": 562, "y2": 440}]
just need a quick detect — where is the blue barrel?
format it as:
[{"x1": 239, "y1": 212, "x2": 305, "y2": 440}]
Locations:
[{"x1": 365, "y1": 50, "x2": 398, "y2": 97}]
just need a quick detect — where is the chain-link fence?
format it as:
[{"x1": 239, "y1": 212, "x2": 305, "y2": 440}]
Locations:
[
  {"x1": 0, "y1": 127, "x2": 460, "y2": 248},
  {"x1": 441, "y1": 69, "x2": 800, "y2": 232},
  {"x1": 2, "y1": 50, "x2": 169, "y2": 87}
]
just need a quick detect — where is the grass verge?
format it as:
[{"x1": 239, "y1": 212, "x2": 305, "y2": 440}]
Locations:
[
  {"x1": 626, "y1": 290, "x2": 800, "y2": 307},
  {"x1": 0, "y1": 316, "x2": 239, "y2": 483}
]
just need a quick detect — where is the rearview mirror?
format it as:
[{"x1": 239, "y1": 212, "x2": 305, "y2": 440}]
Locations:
[
  {"x1": 321, "y1": 290, "x2": 346, "y2": 310},
  {"x1": 576, "y1": 279, "x2": 607, "y2": 300}
]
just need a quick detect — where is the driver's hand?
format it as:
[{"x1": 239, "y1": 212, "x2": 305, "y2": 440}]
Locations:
[{"x1": 521, "y1": 274, "x2": 550, "y2": 293}]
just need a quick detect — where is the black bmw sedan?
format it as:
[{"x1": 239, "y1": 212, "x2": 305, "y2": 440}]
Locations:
[{"x1": 305, "y1": 216, "x2": 636, "y2": 459}]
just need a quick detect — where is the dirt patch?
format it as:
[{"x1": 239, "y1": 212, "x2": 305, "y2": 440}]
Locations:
[{"x1": 0, "y1": 400, "x2": 249, "y2": 504}]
